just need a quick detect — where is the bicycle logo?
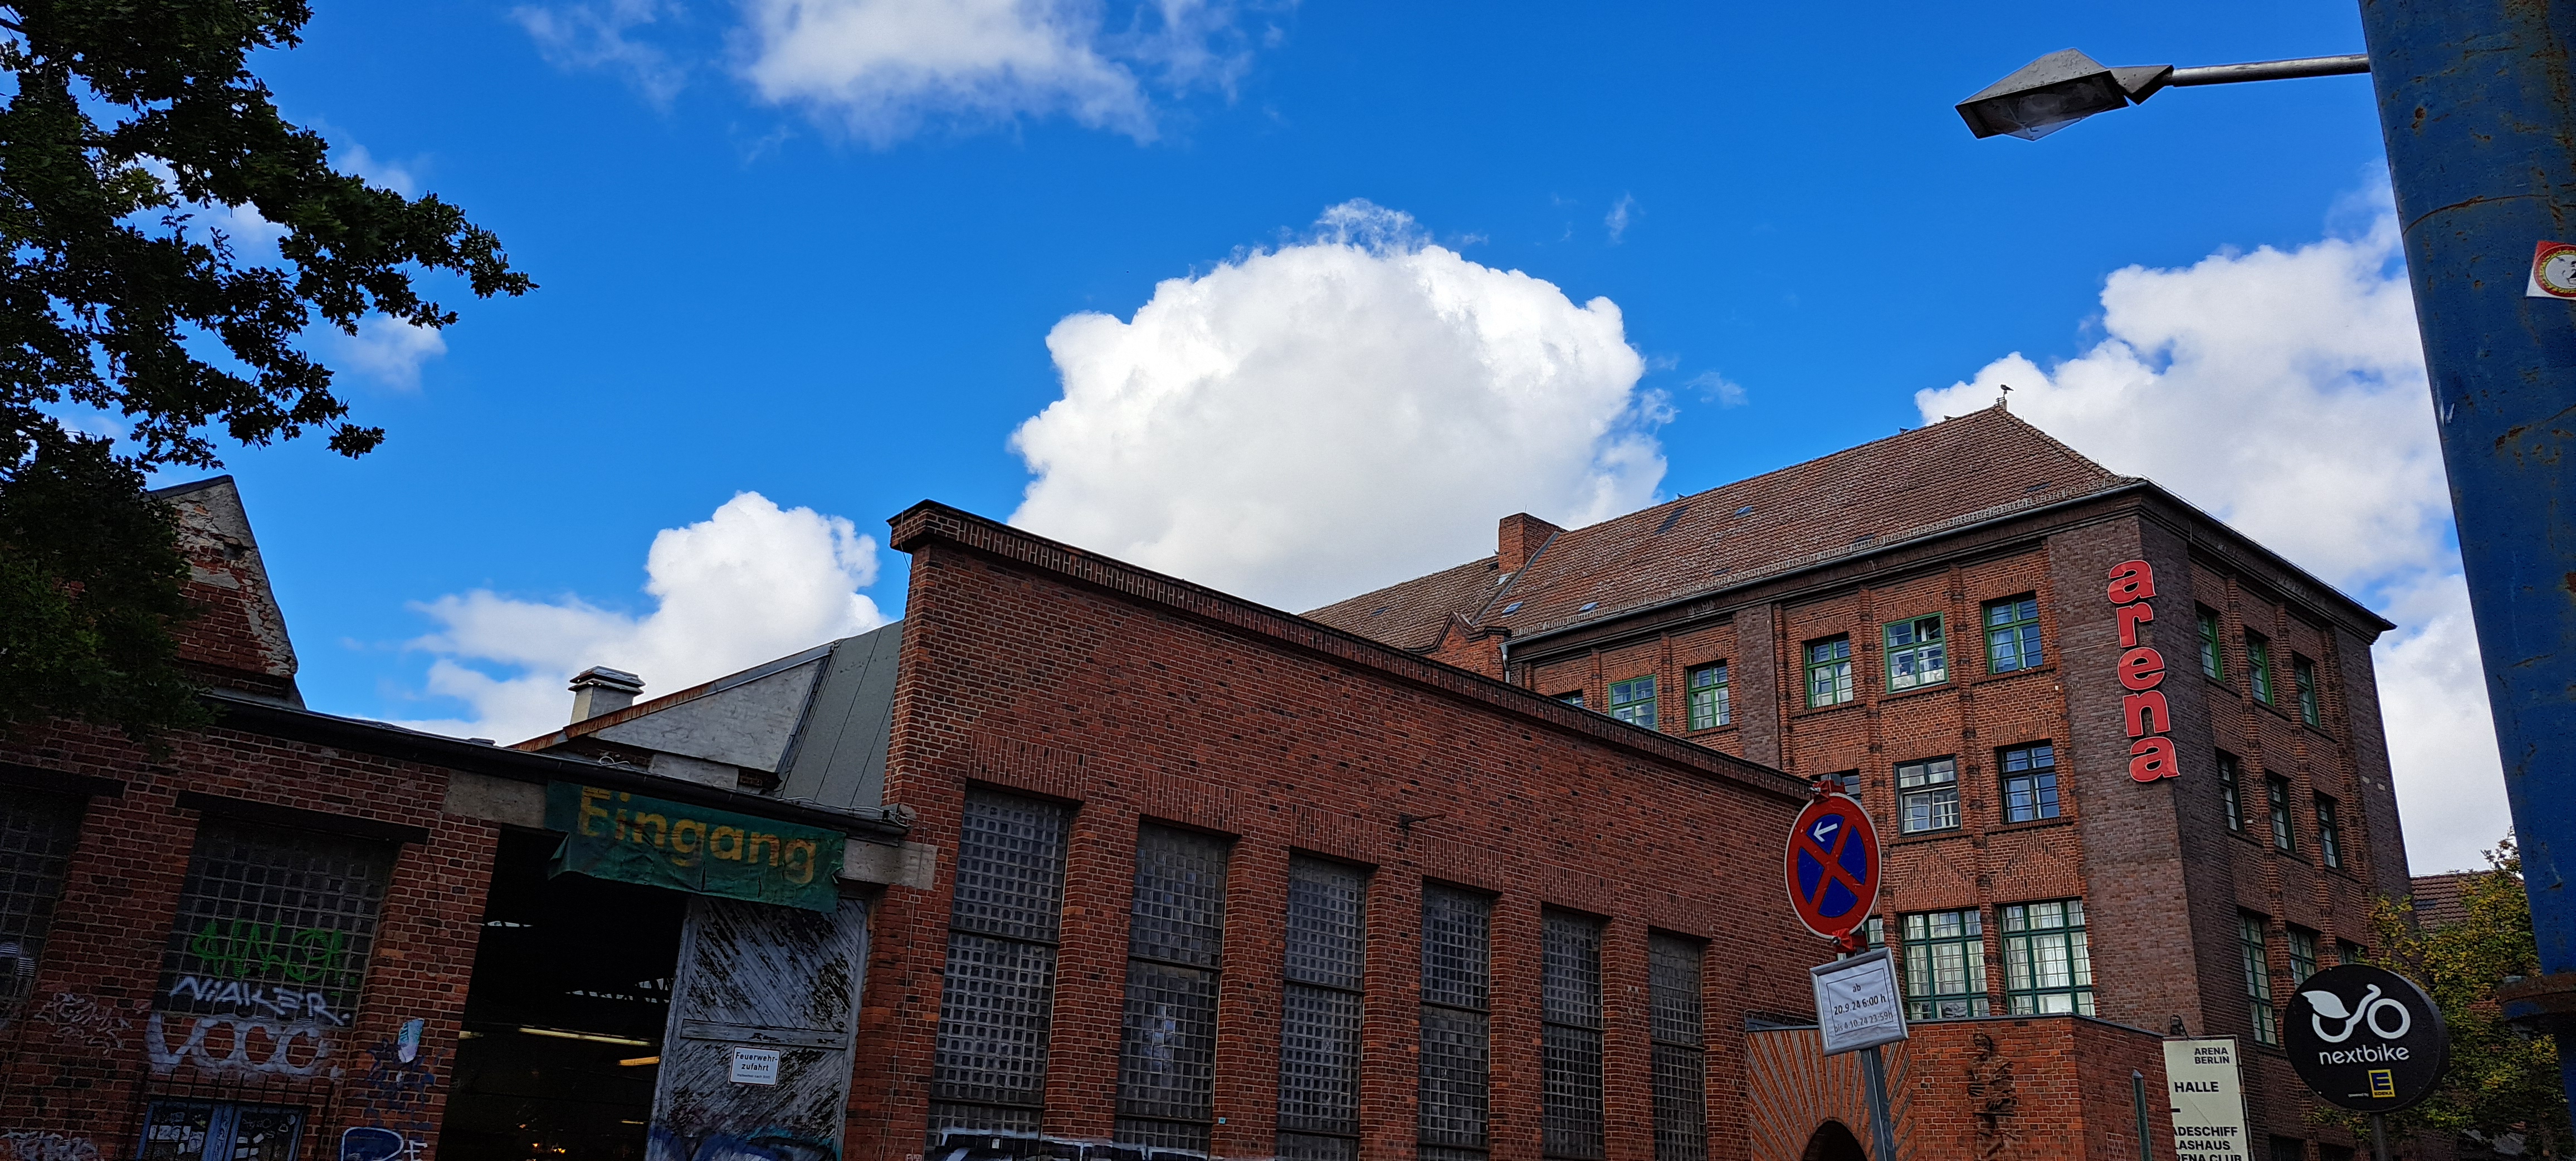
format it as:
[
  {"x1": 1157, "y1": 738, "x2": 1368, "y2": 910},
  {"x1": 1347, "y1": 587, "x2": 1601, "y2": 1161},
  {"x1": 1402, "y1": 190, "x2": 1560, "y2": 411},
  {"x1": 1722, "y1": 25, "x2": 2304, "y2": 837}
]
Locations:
[{"x1": 2301, "y1": 984, "x2": 2411, "y2": 1043}]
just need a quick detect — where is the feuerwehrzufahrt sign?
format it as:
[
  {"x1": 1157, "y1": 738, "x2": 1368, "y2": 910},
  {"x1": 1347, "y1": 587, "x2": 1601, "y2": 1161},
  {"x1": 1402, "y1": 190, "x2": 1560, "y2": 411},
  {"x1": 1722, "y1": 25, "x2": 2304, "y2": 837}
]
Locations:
[
  {"x1": 1809, "y1": 949, "x2": 1907, "y2": 1055},
  {"x1": 2283, "y1": 964, "x2": 2450, "y2": 1113}
]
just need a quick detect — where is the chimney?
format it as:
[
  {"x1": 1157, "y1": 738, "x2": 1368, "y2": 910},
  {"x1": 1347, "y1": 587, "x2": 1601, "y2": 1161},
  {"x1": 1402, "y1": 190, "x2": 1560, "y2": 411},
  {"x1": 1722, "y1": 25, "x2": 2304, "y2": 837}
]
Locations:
[
  {"x1": 568, "y1": 666, "x2": 645, "y2": 723},
  {"x1": 1497, "y1": 513, "x2": 1562, "y2": 575}
]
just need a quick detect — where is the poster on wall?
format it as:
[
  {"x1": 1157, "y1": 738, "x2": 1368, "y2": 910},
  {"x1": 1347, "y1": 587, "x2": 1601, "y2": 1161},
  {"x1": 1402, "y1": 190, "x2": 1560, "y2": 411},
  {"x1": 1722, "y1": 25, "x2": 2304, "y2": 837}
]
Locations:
[{"x1": 2164, "y1": 1037, "x2": 2252, "y2": 1161}]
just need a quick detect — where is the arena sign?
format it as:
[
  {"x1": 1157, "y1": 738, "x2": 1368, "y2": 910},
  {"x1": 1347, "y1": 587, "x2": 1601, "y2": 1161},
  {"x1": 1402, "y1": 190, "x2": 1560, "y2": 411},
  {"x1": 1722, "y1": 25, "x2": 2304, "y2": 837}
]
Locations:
[
  {"x1": 2106, "y1": 559, "x2": 2182, "y2": 783},
  {"x1": 2283, "y1": 964, "x2": 2450, "y2": 1113}
]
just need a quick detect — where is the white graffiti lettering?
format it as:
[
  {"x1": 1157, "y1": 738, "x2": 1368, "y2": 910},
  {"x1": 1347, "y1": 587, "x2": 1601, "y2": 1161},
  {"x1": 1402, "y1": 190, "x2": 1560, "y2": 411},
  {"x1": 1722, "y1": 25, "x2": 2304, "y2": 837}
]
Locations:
[
  {"x1": 0, "y1": 1131, "x2": 103, "y2": 1161},
  {"x1": 26, "y1": 993, "x2": 132, "y2": 1051},
  {"x1": 144, "y1": 1012, "x2": 334, "y2": 1077},
  {"x1": 162, "y1": 977, "x2": 344, "y2": 1026}
]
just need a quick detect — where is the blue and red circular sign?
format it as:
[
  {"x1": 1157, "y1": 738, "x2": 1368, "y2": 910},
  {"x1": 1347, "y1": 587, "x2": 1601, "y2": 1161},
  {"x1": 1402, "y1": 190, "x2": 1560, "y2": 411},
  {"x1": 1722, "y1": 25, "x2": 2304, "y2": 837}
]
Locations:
[{"x1": 1785, "y1": 793, "x2": 1882, "y2": 940}]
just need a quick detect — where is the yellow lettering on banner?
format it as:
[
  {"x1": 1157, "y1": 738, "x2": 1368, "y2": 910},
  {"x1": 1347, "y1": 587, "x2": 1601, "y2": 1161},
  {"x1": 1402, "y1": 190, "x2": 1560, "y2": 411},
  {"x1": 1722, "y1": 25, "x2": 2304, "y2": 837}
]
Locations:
[
  {"x1": 711, "y1": 826, "x2": 744, "y2": 861},
  {"x1": 632, "y1": 813, "x2": 669, "y2": 847},
  {"x1": 782, "y1": 838, "x2": 817, "y2": 884},
  {"x1": 670, "y1": 819, "x2": 706, "y2": 866},
  {"x1": 747, "y1": 832, "x2": 780, "y2": 866},
  {"x1": 578, "y1": 787, "x2": 614, "y2": 837}
]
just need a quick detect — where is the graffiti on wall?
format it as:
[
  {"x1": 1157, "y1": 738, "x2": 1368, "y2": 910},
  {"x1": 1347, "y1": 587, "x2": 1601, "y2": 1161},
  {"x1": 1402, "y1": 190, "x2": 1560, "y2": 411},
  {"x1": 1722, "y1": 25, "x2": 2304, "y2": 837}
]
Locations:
[
  {"x1": 651, "y1": 1128, "x2": 844, "y2": 1161},
  {"x1": 352, "y1": 1040, "x2": 440, "y2": 1135},
  {"x1": 144, "y1": 1012, "x2": 333, "y2": 1077},
  {"x1": 161, "y1": 977, "x2": 344, "y2": 1027},
  {"x1": 26, "y1": 992, "x2": 133, "y2": 1051},
  {"x1": 0, "y1": 1133, "x2": 101, "y2": 1161},
  {"x1": 923, "y1": 1129, "x2": 1207, "y2": 1161}
]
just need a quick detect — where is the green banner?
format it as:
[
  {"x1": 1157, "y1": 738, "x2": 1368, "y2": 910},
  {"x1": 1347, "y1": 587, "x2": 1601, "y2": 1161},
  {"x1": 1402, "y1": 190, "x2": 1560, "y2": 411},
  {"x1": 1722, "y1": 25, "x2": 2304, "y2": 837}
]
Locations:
[{"x1": 543, "y1": 782, "x2": 841, "y2": 912}]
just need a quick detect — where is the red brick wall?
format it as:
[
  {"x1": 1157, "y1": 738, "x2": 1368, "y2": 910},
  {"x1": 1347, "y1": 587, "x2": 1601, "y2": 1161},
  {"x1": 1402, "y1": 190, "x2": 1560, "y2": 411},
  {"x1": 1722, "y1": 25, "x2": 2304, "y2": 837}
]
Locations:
[
  {"x1": 850, "y1": 509, "x2": 1822, "y2": 1161},
  {"x1": 0, "y1": 719, "x2": 494, "y2": 1161}
]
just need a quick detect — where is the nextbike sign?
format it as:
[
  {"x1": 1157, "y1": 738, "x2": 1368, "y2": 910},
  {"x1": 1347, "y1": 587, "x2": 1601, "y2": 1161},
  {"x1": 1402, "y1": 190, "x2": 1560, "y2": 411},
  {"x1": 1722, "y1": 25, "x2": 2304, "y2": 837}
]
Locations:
[{"x1": 2282, "y1": 964, "x2": 2450, "y2": 1113}]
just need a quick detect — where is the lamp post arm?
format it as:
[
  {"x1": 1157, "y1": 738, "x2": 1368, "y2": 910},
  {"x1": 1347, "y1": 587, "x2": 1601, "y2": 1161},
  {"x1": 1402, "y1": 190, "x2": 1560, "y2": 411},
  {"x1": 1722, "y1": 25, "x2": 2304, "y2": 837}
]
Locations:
[{"x1": 2167, "y1": 54, "x2": 2370, "y2": 87}]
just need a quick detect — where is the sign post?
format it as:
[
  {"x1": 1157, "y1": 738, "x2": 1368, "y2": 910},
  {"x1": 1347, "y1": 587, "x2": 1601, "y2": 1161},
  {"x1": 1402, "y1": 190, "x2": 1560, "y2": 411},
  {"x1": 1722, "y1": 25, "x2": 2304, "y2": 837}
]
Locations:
[
  {"x1": 2282, "y1": 965, "x2": 2451, "y2": 1161},
  {"x1": 1788, "y1": 779, "x2": 1898, "y2": 1160}
]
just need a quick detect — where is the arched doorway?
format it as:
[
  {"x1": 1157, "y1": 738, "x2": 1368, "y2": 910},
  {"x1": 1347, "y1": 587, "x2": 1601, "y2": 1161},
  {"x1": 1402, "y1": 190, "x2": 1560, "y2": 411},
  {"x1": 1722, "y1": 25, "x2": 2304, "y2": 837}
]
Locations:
[{"x1": 1801, "y1": 1119, "x2": 1868, "y2": 1161}]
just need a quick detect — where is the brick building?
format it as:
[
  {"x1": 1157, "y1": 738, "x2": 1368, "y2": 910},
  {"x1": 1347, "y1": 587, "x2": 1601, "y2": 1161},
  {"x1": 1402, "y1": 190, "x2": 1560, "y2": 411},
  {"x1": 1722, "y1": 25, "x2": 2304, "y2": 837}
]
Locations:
[{"x1": 1308, "y1": 406, "x2": 2416, "y2": 1161}]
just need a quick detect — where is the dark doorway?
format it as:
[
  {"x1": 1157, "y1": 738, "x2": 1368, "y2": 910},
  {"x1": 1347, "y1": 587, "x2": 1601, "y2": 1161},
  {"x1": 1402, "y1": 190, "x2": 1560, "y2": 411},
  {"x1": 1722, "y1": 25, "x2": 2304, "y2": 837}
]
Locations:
[
  {"x1": 1802, "y1": 1119, "x2": 1868, "y2": 1161},
  {"x1": 443, "y1": 828, "x2": 689, "y2": 1161}
]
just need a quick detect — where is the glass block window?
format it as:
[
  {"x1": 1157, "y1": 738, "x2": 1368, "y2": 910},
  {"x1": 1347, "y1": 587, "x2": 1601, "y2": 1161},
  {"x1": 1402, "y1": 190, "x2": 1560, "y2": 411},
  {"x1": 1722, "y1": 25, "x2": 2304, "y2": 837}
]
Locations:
[
  {"x1": 2197, "y1": 608, "x2": 2225, "y2": 680},
  {"x1": 2288, "y1": 927, "x2": 2320, "y2": 988},
  {"x1": 156, "y1": 818, "x2": 394, "y2": 1028},
  {"x1": 1896, "y1": 758, "x2": 1960, "y2": 835},
  {"x1": 1279, "y1": 858, "x2": 1366, "y2": 1161},
  {"x1": 2316, "y1": 797, "x2": 2344, "y2": 870},
  {"x1": 2294, "y1": 655, "x2": 2323, "y2": 726},
  {"x1": 1985, "y1": 596, "x2": 2043, "y2": 674},
  {"x1": 2000, "y1": 900, "x2": 2092, "y2": 1016},
  {"x1": 1998, "y1": 744, "x2": 2059, "y2": 823},
  {"x1": 2240, "y1": 914, "x2": 2278, "y2": 1046},
  {"x1": 1900, "y1": 909, "x2": 1987, "y2": 1021},
  {"x1": 1419, "y1": 885, "x2": 1492, "y2": 1160},
  {"x1": 931, "y1": 791, "x2": 1072, "y2": 1135},
  {"x1": 1685, "y1": 665, "x2": 1729, "y2": 731},
  {"x1": 2266, "y1": 776, "x2": 2295, "y2": 853},
  {"x1": 1540, "y1": 912, "x2": 1604, "y2": 1160},
  {"x1": 1646, "y1": 935, "x2": 1706, "y2": 1161},
  {"x1": 1607, "y1": 677, "x2": 1658, "y2": 731},
  {"x1": 2217, "y1": 753, "x2": 2245, "y2": 833},
  {"x1": 2247, "y1": 631, "x2": 2276, "y2": 704},
  {"x1": 1806, "y1": 638, "x2": 1853, "y2": 708},
  {"x1": 0, "y1": 790, "x2": 81, "y2": 1014},
  {"x1": 1116, "y1": 824, "x2": 1233, "y2": 1153},
  {"x1": 1885, "y1": 616, "x2": 1946, "y2": 691}
]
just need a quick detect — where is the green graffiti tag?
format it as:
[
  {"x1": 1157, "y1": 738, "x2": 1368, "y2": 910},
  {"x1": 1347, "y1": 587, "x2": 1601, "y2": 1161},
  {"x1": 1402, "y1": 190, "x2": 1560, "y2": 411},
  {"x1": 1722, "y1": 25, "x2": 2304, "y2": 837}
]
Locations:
[{"x1": 185, "y1": 921, "x2": 347, "y2": 982}]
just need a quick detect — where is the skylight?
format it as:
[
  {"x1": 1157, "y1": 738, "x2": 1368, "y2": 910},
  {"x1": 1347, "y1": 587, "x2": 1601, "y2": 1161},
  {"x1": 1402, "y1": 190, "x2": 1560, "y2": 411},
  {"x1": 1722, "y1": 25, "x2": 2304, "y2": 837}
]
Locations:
[
  {"x1": 1580, "y1": 602, "x2": 1599, "y2": 612},
  {"x1": 1499, "y1": 601, "x2": 1522, "y2": 615},
  {"x1": 1734, "y1": 505, "x2": 1754, "y2": 518}
]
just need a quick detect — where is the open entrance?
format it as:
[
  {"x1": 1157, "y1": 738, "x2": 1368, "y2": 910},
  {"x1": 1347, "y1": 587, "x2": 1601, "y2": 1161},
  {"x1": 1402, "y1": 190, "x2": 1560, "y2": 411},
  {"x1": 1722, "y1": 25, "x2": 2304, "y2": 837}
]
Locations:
[
  {"x1": 1801, "y1": 1120, "x2": 1868, "y2": 1161},
  {"x1": 443, "y1": 828, "x2": 688, "y2": 1161}
]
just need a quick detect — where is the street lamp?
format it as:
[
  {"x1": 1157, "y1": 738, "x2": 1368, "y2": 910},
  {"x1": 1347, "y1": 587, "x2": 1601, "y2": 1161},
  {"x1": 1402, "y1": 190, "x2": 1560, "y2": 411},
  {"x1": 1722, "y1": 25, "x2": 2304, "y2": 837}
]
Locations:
[
  {"x1": 1954, "y1": 48, "x2": 2369, "y2": 140},
  {"x1": 1957, "y1": 5, "x2": 2576, "y2": 1137}
]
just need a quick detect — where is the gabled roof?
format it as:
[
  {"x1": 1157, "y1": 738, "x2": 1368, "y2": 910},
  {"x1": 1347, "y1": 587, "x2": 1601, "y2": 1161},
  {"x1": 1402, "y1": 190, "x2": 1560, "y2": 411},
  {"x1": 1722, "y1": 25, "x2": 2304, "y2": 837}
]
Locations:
[{"x1": 1306, "y1": 407, "x2": 2129, "y2": 645}]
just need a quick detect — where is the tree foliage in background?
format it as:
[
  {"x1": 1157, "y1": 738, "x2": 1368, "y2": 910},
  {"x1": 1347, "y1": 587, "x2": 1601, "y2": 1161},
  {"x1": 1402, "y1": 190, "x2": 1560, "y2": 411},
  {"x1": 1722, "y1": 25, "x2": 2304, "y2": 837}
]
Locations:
[
  {"x1": 2340, "y1": 836, "x2": 2569, "y2": 1158},
  {"x1": 0, "y1": 0, "x2": 531, "y2": 739}
]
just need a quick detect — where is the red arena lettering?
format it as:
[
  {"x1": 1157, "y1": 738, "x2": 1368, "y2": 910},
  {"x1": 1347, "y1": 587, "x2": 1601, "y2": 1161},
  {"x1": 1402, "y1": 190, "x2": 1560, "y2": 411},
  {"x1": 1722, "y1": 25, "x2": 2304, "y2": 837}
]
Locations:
[
  {"x1": 2124, "y1": 690, "x2": 2171, "y2": 738},
  {"x1": 2128, "y1": 735, "x2": 2179, "y2": 782},
  {"x1": 2106, "y1": 559, "x2": 2157, "y2": 605},
  {"x1": 2118, "y1": 646, "x2": 2166, "y2": 691},
  {"x1": 2117, "y1": 601, "x2": 2155, "y2": 646}
]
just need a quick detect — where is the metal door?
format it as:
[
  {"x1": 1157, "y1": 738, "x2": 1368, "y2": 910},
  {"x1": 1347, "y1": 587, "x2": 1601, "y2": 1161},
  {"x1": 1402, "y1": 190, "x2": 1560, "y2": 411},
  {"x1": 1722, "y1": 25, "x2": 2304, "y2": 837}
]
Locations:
[{"x1": 648, "y1": 896, "x2": 869, "y2": 1161}]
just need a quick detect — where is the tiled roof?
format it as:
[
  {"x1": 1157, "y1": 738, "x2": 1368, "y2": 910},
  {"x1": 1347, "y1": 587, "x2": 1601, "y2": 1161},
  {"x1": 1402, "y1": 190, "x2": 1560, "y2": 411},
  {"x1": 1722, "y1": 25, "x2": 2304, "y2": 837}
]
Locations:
[
  {"x1": 1307, "y1": 407, "x2": 2131, "y2": 648},
  {"x1": 2408, "y1": 872, "x2": 2487, "y2": 930},
  {"x1": 1304, "y1": 555, "x2": 1505, "y2": 651}
]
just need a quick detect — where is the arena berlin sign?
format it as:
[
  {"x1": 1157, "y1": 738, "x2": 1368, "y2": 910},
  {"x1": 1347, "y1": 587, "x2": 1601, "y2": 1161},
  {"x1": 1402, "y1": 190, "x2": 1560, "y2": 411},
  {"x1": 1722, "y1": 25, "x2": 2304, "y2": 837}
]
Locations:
[
  {"x1": 2163, "y1": 1038, "x2": 2252, "y2": 1161},
  {"x1": 2106, "y1": 559, "x2": 2181, "y2": 783}
]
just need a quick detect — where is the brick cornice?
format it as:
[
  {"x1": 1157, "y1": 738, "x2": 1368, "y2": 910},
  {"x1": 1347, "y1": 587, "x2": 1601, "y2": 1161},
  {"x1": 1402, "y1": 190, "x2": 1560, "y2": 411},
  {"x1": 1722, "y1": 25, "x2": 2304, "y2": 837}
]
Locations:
[{"x1": 889, "y1": 501, "x2": 1809, "y2": 802}]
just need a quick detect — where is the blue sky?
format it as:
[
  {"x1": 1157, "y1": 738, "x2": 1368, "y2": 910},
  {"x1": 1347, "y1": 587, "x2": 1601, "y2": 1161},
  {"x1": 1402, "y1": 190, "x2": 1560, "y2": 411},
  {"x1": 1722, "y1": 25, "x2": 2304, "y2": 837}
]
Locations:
[{"x1": 145, "y1": 1, "x2": 2512, "y2": 866}]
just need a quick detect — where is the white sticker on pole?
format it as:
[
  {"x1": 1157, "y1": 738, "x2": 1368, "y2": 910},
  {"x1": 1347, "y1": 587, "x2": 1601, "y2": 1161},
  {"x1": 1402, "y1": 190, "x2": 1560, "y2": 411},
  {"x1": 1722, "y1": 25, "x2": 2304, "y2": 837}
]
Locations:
[
  {"x1": 2163, "y1": 1037, "x2": 2251, "y2": 1161},
  {"x1": 2528, "y1": 241, "x2": 2576, "y2": 299},
  {"x1": 730, "y1": 1046, "x2": 781, "y2": 1086},
  {"x1": 1809, "y1": 949, "x2": 1908, "y2": 1055}
]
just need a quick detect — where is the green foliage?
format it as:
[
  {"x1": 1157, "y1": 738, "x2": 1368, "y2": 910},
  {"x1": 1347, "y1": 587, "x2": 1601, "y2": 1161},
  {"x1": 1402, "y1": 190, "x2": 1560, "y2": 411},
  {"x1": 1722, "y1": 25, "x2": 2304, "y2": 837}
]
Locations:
[
  {"x1": 0, "y1": 0, "x2": 531, "y2": 739},
  {"x1": 2340, "y1": 836, "x2": 2569, "y2": 1157}
]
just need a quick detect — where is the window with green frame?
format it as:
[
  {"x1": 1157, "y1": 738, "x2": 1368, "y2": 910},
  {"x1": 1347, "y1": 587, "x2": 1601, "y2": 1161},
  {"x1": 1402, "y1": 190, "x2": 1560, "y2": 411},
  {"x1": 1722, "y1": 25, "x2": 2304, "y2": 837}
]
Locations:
[
  {"x1": 1608, "y1": 676, "x2": 1657, "y2": 730},
  {"x1": 2293, "y1": 654, "x2": 2321, "y2": 726},
  {"x1": 2335, "y1": 939, "x2": 2365, "y2": 967},
  {"x1": 1901, "y1": 909, "x2": 1987, "y2": 1020},
  {"x1": 2247, "y1": 631, "x2": 2275, "y2": 703},
  {"x1": 2316, "y1": 796, "x2": 2344, "y2": 870},
  {"x1": 1555, "y1": 691, "x2": 1586, "y2": 709},
  {"x1": 2240, "y1": 914, "x2": 2279, "y2": 1046},
  {"x1": 2197, "y1": 607, "x2": 2224, "y2": 680},
  {"x1": 1984, "y1": 596, "x2": 2043, "y2": 674},
  {"x1": 2217, "y1": 753, "x2": 2245, "y2": 833},
  {"x1": 2001, "y1": 900, "x2": 2092, "y2": 1015},
  {"x1": 2287, "y1": 926, "x2": 2320, "y2": 987},
  {"x1": 1806, "y1": 638, "x2": 1853, "y2": 708},
  {"x1": 1686, "y1": 664, "x2": 1730, "y2": 730},
  {"x1": 1896, "y1": 758, "x2": 1960, "y2": 835},
  {"x1": 1884, "y1": 615, "x2": 1946, "y2": 691},
  {"x1": 2266, "y1": 775, "x2": 2295, "y2": 853}
]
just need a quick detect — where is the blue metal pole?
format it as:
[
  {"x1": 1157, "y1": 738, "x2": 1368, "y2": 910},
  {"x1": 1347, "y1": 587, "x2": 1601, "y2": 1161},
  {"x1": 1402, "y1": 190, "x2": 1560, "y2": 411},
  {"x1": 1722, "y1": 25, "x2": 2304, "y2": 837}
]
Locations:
[{"x1": 2354, "y1": 0, "x2": 2576, "y2": 1110}]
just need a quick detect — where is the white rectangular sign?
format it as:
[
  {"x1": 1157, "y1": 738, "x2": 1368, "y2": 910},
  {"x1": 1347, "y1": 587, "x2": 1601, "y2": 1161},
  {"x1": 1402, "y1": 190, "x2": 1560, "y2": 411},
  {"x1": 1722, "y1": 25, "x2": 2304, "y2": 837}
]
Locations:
[
  {"x1": 1810, "y1": 950, "x2": 1908, "y2": 1055},
  {"x1": 729, "y1": 1046, "x2": 781, "y2": 1086},
  {"x1": 2164, "y1": 1037, "x2": 2251, "y2": 1161}
]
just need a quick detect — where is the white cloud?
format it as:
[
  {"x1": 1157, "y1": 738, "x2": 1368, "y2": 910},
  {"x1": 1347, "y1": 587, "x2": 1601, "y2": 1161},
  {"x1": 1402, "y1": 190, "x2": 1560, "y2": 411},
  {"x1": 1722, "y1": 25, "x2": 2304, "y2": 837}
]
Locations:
[
  {"x1": 1915, "y1": 183, "x2": 2508, "y2": 872},
  {"x1": 513, "y1": 0, "x2": 689, "y2": 106},
  {"x1": 333, "y1": 144, "x2": 422, "y2": 197},
  {"x1": 1687, "y1": 370, "x2": 1746, "y2": 408},
  {"x1": 1008, "y1": 199, "x2": 1663, "y2": 612},
  {"x1": 1604, "y1": 193, "x2": 1636, "y2": 244},
  {"x1": 318, "y1": 315, "x2": 448, "y2": 391},
  {"x1": 396, "y1": 492, "x2": 889, "y2": 744}
]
